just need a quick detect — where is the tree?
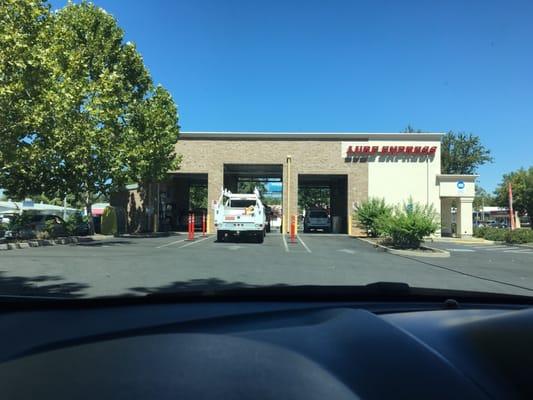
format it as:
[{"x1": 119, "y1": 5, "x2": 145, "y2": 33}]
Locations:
[
  {"x1": 403, "y1": 125, "x2": 423, "y2": 133},
  {"x1": 441, "y1": 132, "x2": 493, "y2": 174},
  {"x1": 298, "y1": 187, "x2": 329, "y2": 210},
  {"x1": 494, "y1": 167, "x2": 533, "y2": 229},
  {"x1": 473, "y1": 186, "x2": 494, "y2": 211},
  {"x1": 125, "y1": 85, "x2": 181, "y2": 185},
  {"x1": 238, "y1": 181, "x2": 267, "y2": 196},
  {"x1": 0, "y1": 0, "x2": 51, "y2": 174},
  {"x1": 1, "y1": 1, "x2": 181, "y2": 234}
]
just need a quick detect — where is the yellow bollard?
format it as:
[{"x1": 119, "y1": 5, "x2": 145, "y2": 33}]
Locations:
[{"x1": 207, "y1": 213, "x2": 211, "y2": 234}]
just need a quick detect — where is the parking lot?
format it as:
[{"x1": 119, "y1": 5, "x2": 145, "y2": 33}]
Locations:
[{"x1": 1, "y1": 233, "x2": 533, "y2": 298}]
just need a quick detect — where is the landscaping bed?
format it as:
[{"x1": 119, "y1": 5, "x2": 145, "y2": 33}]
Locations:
[
  {"x1": 359, "y1": 236, "x2": 450, "y2": 258},
  {"x1": 474, "y1": 227, "x2": 533, "y2": 244}
]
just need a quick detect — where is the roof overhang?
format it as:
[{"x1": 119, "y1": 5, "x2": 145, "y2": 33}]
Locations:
[
  {"x1": 436, "y1": 174, "x2": 479, "y2": 182},
  {"x1": 180, "y1": 131, "x2": 444, "y2": 141}
]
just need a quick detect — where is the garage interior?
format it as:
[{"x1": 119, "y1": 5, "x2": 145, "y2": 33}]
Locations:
[
  {"x1": 298, "y1": 174, "x2": 348, "y2": 234},
  {"x1": 160, "y1": 173, "x2": 207, "y2": 231}
]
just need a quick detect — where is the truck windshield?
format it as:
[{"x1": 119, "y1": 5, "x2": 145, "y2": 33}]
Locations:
[
  {"x1": 230, "y1": 200, "x2": 256, "y2": 208},
  {"x1": 309, "y1": 211, "x2": 328, "y2": 218}
]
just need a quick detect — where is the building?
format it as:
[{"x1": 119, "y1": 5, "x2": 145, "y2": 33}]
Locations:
[{"x1": 112, "y1": 132, "x2": 477, "y2": 237}]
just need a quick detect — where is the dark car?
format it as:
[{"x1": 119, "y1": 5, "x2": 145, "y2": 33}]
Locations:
[{"x1": 304, "y1": 208, "x2": 331, "y2": 233}]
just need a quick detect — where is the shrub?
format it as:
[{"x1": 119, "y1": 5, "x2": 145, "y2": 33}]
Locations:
[
  {"x1": 101, "y1": 206, "x2": 117, "y2": 235},
  {"x1": 473, "y1": 226, "x2": 487, "y2": 238},
  {"x1": 64, "y1": 213, "x2": 90, "y2": 236},
  {"x1": 42, "y1": 219, "x2": 58, "y2": 238},
  {"x1": 354, "y1": 198, "x2": 392, "y2": 237},
  {"x1": 482, "y1": 227, "x2": 508, "y2": 241},
  {"x1": 381, "y1": 201, "x2": 439, "y2": 249},
  {"x1": 505, "y1": 229, "x2": 533, "y2": 244}
]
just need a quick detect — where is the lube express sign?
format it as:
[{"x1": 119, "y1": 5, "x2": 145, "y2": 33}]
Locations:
[{"x1": 341, "y1": 142, "x2": 437, "y2": 160}]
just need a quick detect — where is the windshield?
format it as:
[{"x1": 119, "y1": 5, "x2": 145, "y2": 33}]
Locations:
[
  {"x1": 229, "y1": 200, "x2": 257, "y2": 208},
  {"x1": 309, "y1": 211, "x2": 328, "y2": 218},
  {"x1": 1, "y1": 0, "x2": 532, "y2": 300}
]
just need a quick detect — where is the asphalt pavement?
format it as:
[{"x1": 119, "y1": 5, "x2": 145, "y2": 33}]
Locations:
[{"x1": 1, "y1": 233, "x2": 532, "y2": 298}]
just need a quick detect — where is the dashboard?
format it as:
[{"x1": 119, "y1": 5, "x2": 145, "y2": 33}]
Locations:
[{"x1": 1, "y1": 299, "x2": 532, "y2": 399}]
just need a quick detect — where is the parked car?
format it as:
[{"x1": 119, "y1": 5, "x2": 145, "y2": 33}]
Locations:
[
  {"x1": 0, "y1": 214, "x2": 17, "y2": 239},
  {"x1": 303, "y1": 208, "x2": 331, "y2": 233},
  {"x1": 11, "y1": 214, "x2": 67, "y2": 239}
]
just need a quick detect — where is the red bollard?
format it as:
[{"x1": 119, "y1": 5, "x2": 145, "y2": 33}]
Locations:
[
  {"x1": 290, "y1": 215, "x2": 296, "y2": 244},
  {"x1": 187, "y1": 213, "x2": 195, "y2": 241},
  {"x1": 202, "y1": 213, "x2": 206, "y2": 237}
]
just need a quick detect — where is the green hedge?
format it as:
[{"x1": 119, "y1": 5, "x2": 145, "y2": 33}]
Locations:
[
  {"x1": 474, "y1": 226, "x2": 533, "y2": 243},
  {"x1": 101, "y1": 206, "x2": 117, "y2": 235},
  {"x1": 482, "y1": 227, "x2": 508, "y2": 241},
  {"x1": 506, "y1": 229, "x2": 533, "y2": 244}
]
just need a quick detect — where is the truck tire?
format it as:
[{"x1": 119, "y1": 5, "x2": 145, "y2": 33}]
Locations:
[
  {"x1": 217, "y1": 231, "x2": 224, "y2": 242},
  {"x1": 256, "y1": 230, "x2": 264, "y2": 243}
]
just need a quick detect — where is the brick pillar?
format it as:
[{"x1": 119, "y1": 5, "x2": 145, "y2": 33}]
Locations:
[{"x1": 207, "y1": 165, "x2": 223, "y2": 234}]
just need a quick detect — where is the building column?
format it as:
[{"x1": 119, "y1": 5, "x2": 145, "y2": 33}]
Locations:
[
  {"x1": 440, "y1": 198, "x2": 453, "y2": 237},
  {"x1": 456, "y1": 197, "x2": 474, "y2": 238},
  {"x1": 207, "y1": 165, "x2": 223, "y2": 234},
  {"x1": 282, "y1": 157, "x2": 298, "y2": 234}
]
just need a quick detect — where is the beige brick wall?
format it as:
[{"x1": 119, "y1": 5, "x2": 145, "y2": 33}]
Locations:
[{"x1": 173, "y1": 139, "x2": 368, "y2": 233}]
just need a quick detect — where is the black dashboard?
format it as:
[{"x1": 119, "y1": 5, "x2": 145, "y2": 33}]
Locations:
[{"x1": 1, "y1": 297, "x2": 532, "y2": 399}]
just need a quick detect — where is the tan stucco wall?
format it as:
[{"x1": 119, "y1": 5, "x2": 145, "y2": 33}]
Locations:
[{"x1": 173, "y1": 139, "x2": 369, "y2": 233}]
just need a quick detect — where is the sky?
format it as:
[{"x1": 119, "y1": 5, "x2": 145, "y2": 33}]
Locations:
[{"x1": 50, "y1": 0, "x2": 533, "y2": 192}]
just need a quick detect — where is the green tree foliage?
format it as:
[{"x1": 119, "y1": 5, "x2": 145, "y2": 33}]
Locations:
[
  {"x1": 0, "y1": 1, "x2": 180, "y2": 232},
  {"x1": 354, "y1": 198, "x2": 392, "y2": 237},
  {"x1": 441, "y1": 132, "x2": 493, "y2": 174},
  {"x1": 403, "y1": 125, "x2": 423, "y2": 133},
  {"x1": 125, "y1": 85, "x2": 180, "y2": 185},
  {"x1": 494, "y1": 167, "x2": 533, "y2": 229},
  {"x1": 298, "y1": 187, "x2": 329, "y2": 210},
  {"x1": 0, "y1": 0, "x2": 51, "y2": 173},
  {"x1": 100, "y1": 206, "x2": 117, "y2": 235},
  {"x1": 262, "y1": 195, "x2": 282, "y2": 206},
  {"x1": 189, "y1": 185, "x2": 207, "y2": 209},
  {"x1": 473, "y1": 186, "x2": 495, "y2": 211},
  {"x1": 237, "y1": 181, "x2": 267, "y2": 196}
]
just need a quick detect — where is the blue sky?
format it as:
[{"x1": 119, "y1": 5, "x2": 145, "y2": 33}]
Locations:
[{"x1": 50, "y1": 0, "x2": 533, "y2": 192}]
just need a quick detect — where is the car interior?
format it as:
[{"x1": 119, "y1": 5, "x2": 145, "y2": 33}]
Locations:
[{"x1": 1, "y1": 284, "x2": 532, "y2": 400}]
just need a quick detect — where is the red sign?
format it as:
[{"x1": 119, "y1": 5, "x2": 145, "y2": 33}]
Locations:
[{"x1": 346, "y1": 145, "x2": 437, "y2": 156}]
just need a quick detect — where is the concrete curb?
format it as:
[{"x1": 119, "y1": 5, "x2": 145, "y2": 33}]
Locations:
[
  {"x1": 0, "y1": 236, "x2": 86, "y2": 251},
  {"x1": 357, "y1": 237, "x2": 450, "y2": 258},
  {"x1": 428, "y1": 237, "x2": 496, "y2": 245}
]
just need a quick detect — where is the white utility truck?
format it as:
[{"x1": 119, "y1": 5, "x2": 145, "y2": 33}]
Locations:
[{"x1": 214, "y1": 188, "x2": 266, "y2": 243}]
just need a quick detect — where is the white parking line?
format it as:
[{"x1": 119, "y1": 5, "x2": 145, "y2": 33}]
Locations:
[
  {"x1": 484, "y1": 246, "x2": 520, "y2": 251},
  {"x1": 156, "y1": 238, "x2": 188, "y2": 249},
  {"x1": 178, "y1": 235, "x2": 213, "y2": 248},
  {"x1": 470, "y1": 245, "x2": 509, "y2": 250},
  {"x1": 445, "y1": 248, "x2": 476, "y2": 252},
  {"x1": 297, "y1": 235, "x2": 312, "y2": 253},
  {"x1": 281, "y1": 234, "x2": 289, "y2": 252},
  {"x1": 504, "y1": 249, "x2": 533, "y2": 254}
]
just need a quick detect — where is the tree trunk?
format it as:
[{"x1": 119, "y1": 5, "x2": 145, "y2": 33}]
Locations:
[{"x1": 86, "y1": 195, "x2": 95, "y2": 235}]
